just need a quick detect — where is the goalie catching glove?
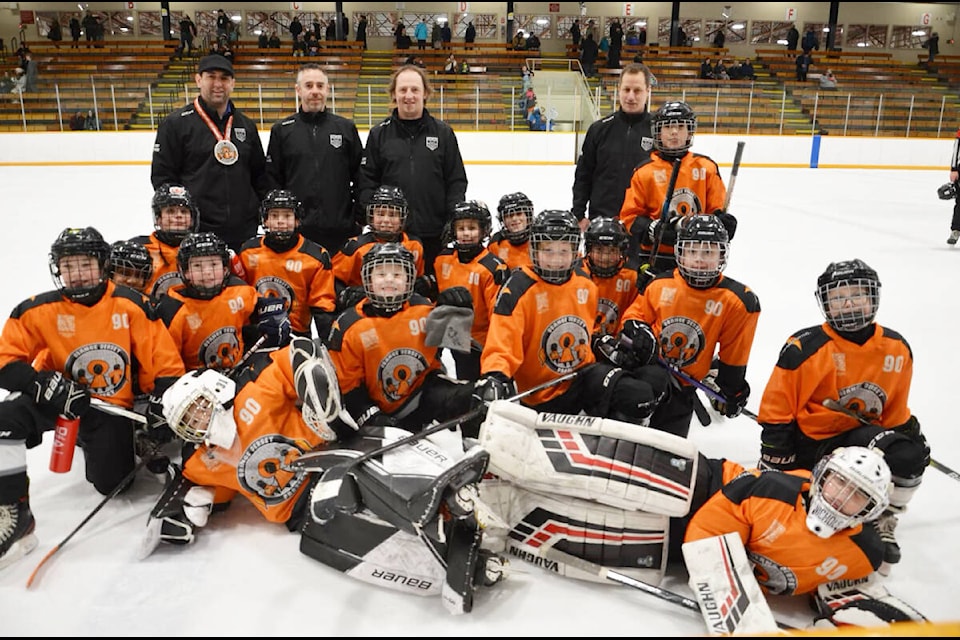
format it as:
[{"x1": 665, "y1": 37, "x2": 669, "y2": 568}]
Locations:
[{"x1": 812, "y1": 572, "x2": 926, "y2": 628}]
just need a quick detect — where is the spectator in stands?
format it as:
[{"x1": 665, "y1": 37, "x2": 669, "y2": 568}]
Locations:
[
  {"x1": 677, "y1": 25, "x2": 688, "y2": 47},
  {"x1": 712, "y1": 29, "x2": 725, "y2": 48},
  {"x1": 521, "y1": 64, "x2": 534, "y2": 92},
  {"x1": 22, "y1": 52, "x2": 37, "y2": 93},
  {"x1": 151, "y1": 54, "x2": 269, "y2": 254},
  {"x1": 179, "y1": 14, "x2": 197, "y2": 58},
  {"x1": 802, "y1": 26, "x2": 819, "y2": 54},
  {"x1": 513, "y1": 30, "x2": 526, "y2": 50},
  {"x1": 924, "y1": 32, "x2": 940, "y2": 65},
  {"x1": 69, "y1": 17, "x2": 81, "y2": 48},
  {"x1": 289, "y1": 14, "x2": 304, "y2": 51},
  {"x1": 47, "y1": 19, "x2": 62, "y2": 49},
  {"x1": 444, "y1": 53, "x2": 458, "y2": 74},
  {"x1": 357, "y1": 15, "x2": 368, "y2": 49},
  {"x1": 68, "y1": 110, "x2": 86, "y2": 131},
  {"x1": 712, "y1": 58, "x2": 729, "y2": 80},
  {"x1": 326, "y1": 19, "x2": 337, "y2": 42},
  {"x1": 7, "y1": 67, "x2": 26, "y2": 96},
  {"x1": 258, "y1": 31, "x2": 269, "y2": 49},
  {"x1": 415, "y1": 18, "x2": 428, "y2": 51},
  {"x1": 465, "y1": 21, "x2": 476, "y2": 49},
  {"x1": 580, "y1": 32, "x2": 599, "y2": 77},
  {"x1": 626, "y1": 26, "x2": 639, "y2": 46},
  {"x1": 395, "y1": 22, "x2": 409, "y2": 49},
  {"x1": 819, "y1": 69, "x2": 838, "y2": 89},
  {"x1": 341, "y1": 14, "x2": 349, "y2": 42},
  {"x1": 786, "y1": 23, "x2": 800, "y2": 51},
  {"x1": 266, "y1": 63, "x2": 364, "y2": 256},
  {"x1": 585, "y1": 19, "x2": 597, "y2": 41},
  {"x1": 441, "y1": 21, "x2": 452, "y2": 48},
  {"x1": 526, "y1": 32, "x2": 541, "y2": 51},
  {"x1": 304, "y1": 32, "x2": 319, "y2": 56},
  {"x1": 727, "y1": 59, "x2": 743, "y2": 80},
  {"x1": 81, "y1": 11, "x2": 97, "y2": 47},
  {"x1": 638, "y1": 26, "x2": 648, "y2": 46},
  {"x1": 216, "y1": 9, "x2": 229, "y2": 43},
  {"x1": 741, "y1": 58, "x2": 756, "y2": 80},
  {"x1": 700, "y1": 58, "x2": 715, "y2": 80},
  {"x1": 522, "y1": 87, "x2": 537, "y2": 115},
  {"x1": 432, "y1": 21, "x2": 442, "y2": 49},
  {"x1": 312, "y1": 20, "x2": 322, "y2": 42},
  {"x1": 570, "y1": 19, "x2": 581, "y2": 53},
  {"x1": 357, "y1": 64, "x2": 468, "y2": 279},
  {"x1": 268, "y1": 30, "x2": 281, "y2": 49},
  {"x1": 607, "y1": 19, "x2": 623, "y2": 69},
  {"x1": 796, "y1": 52, "x2": 812, "y2": 82},
  {"x1": 527, "y1": 106, "x2": 549, "y2": 131}
]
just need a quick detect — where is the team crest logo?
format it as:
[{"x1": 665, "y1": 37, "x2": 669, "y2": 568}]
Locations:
[
  {"x1": 838, "y1": 382, "x2": 887, "y2": 424},
  {"x1": 237, "y1": 434, "x2": 311, "y2": 505},
  {"x1": 329, "y1": 133, "x2": 342, "y2": 149},
  {"x1": 641, "y1": 136, "x2": 654, "y2": 151},
  {"x1": 378, "y1": 348, "x2": 428, "y2": 402},
  {"x1": 234, "y1": 128, "x2": 247, "y2": 142},
  {"x1": 667, "y1": 187, "x2": 703, "y2": 218},
  {"x1": 659, "y1": 316, "x2": 705, "y2": 367},
  {"x1": 256, "y1": 276, "x2": 294, "y2": 312},
  {"x1": 538, "y1": 315, "x2": 591, "y2": 374},
  {"x1": 66, "y1": 343, "x2": 130, "y2": 397},
  {"x1": 595, "y1": 297, "x2": 620, "y2": 336},
  {"x1": 199, "y1": 326, "x2": 241, "y2": 370},
  {"x1": 425, "y1": 136, "x2": 438, "y2": 151}
]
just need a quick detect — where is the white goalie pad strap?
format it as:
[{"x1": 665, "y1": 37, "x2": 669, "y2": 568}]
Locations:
[
  {"x1": 478, "y1": 480, "x2": 668, "y2": 586},
  {"x1": 182, "y1": 485, "x2": 216, "y2": 527},
  {"x1": 478, "y1": 400, "x2": 698, "y2": 516},
  {"x1": 682, "y1": 533, "x2": 780, "y2": 636}
]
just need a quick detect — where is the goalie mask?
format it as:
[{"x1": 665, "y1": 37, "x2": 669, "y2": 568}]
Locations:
[
  {"x1": 497, "y1": 192, "x2": 534, "y2": 244},
  {"x1": 652, "y1": 101, "x2": 696, "y2": 159},
  {"x1": 937, "y1": 182, "x2": 957, "y2": 200},
  {"x1": 152, "y1": 183, "x2": 200, "y2": 246},
  {"x1": 806, "y1": 446, "x2": 892, "y2": 539},
  {"x1": 162, "y1": 369, "x2": 237, "y2": 447},
  {"x1": 49, "y1": 226, "x2": 111, "y2": 303},
  {"x1": 815, "y1": 259, "x2": 880, "y2": 332}
]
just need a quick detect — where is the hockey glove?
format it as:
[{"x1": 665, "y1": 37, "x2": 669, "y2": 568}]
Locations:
[
  {"x1": 711, "y1": 209, "x2": 739, "y2": 240},
  {"x1": 710, "y1": 382, "x2": 750, "y2": 418},
  {"x1": 473, "y1": 372, "x2": 516, "y2": 405},
  {"x1": 414, "y1": 274, "x2": 439, "y2": 301},
  {"x1": 758, "y1": 423, "x2": 798, "y2": 470},
  {"x1": 255, "y1": 297, "x2": 291, "y2": 348},
  {"x1": 31, "y1": 370, "x2": 90, "y2": 420},
  {"x1": 336, "y1": 285, "x2": 366, "y2": 311},
  {"x1": 358, "y1": 410, "x2": 400, "y2": 429},
  {"x1": 619, "y1": 320, "x2": 659, "y2": 368},
  {"x1": 436, "y1": 285, "x2": 473, "y2": 309},
  {"x1": 646, "y1": 216, "x2": 682, "y2": 246},
  {"x1": 812, "y1": 573, "x2": 927, "y2": 628}
]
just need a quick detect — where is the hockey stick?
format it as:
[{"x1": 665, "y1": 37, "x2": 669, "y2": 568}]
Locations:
[
  {"x1": 722, "y1": 141, "x2": 746, "y2": 213},
  {"x1": 642, "y1": 157, "x2": 683, "y2": 279},
  {"x1": 26, "y1": 456, "x2": 151, "y2": 588},
  {"x1": 657, "y1": 357, "x2": 758, "y2": 421},
  {"x1": 821, "y1": 398, "x2": 960, "y2": 483}
]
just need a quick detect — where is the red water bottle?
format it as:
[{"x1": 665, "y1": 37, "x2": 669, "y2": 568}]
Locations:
[{"x1": 49, "y1": 415, "x2": 80, "y2": 473}]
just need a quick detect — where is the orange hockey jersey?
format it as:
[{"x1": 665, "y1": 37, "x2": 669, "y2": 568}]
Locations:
[
  {"x1": 331, "y1": 231, "x2": 425, "y2": 286},
  {"x1": 434, "y1": 247, "x2": 508, "y2": 347},
  {"x1": 757, "y1": 324, "x2": 914, "y2": 440},
  {"x1": 487, "y1": 233, "x2": 532, "y2": 271},
  {"x1": 132, "y1": 233, "x2": 184, "y2": 299},
  {"x1": 238, "y1": 235, "x2": 335, "y2": 335},
  {"x1": 482, "y1": 264, "x2": 598, "y2": 406},
  {"x1": 0, "y1": 282, "x2": 184, "y2": 407},
  {"x1": 582, "y1": 257, "x2": 640, "y2": 336}
]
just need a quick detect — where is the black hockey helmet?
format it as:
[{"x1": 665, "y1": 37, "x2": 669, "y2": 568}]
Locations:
[
  {"x1": 109, "y1": 240, "x2": 154, "y2": 294},
  {"x1": 815, "y1": 259, "x2": 881, "y2": 332},
  {"x1": 177, "y1": 232, "x2": 230, "y2": 299},
  {"x1": 496, "y1": 192, "x2": 534, "y2": 244},
  {"x1": 529, "y1": 209, "x2": 581, "y2": 284},
  {"x1": 259, "y1": 189, "x2": 303, "y2": 243},
  {"x1": 447, "y1": 200, "x2": 493, "y2": 257},
  {"x1": 675, "y1": 214, "x2": 728, "y2": 288},
  {"x1": 938, "y1": 182, "x2": 958, "y2": 200},
  {"x1": 366, "y1": 185, "x2": 408, "y2": 241},
  {"x1": 652, "y1": 101, "x2": 697, "y2": 158},
  {"x1": 152, "y1": 183, "x2": 200, "y2": 246},
  {"x1": 584, "y1": 217, "x2": 629, "y2": 278},
  {"x1": 360, "y1": 242, "x2": 416, "y2": 312},
  {"x1": 49, "y1": 226, "x2": 111, "y2": 302}
]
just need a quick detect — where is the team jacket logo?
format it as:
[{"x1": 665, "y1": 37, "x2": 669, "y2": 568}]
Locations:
[
  {"x1": 377, "y1": 348, "x2": 428, "y2": 402},
  {"x1": 425, "y1": 136, "x2": 438, "y2": 151},
  {"x1": 236, "y1": 434, "x2": 310, "y2": 505},
  {"x1": 329, "y1": 133, "x2": 342, "y2": 149},
  {"x1": 838, "y1": 382, "x2": 887, "y2": 423},
  {"x1": 659, "y1": 316, "x2": 706, "y2": 367},
  {"x1": 538, "y1": 315, "x2": 591, "y2": 373},
  {"x1": 66, "y1": 343, "x2": 129, "y2": 397},
  {"x1": 234, "y1": 128, "x2": 247, "y2": 142},
  {"x1": 199, "y1": 326, "x2": 241, "y2": 370},
  {"x1": 641, "y1": 136, "x2": 654, "y2": 151}
]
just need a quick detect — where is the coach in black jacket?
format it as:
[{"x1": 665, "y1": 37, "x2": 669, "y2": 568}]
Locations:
[
  {"x1": 266, "y1": 64, "x2": 363, "y2": 255},
  {"x1": 357, "y1": 64, "x2": 467, "y2": 277},
  {"x1": 151, "y1": 55, "x2": 269, "y2": 253},
  {"x1": 572, "y1": 63, "x2": 654, "y2": 229}
]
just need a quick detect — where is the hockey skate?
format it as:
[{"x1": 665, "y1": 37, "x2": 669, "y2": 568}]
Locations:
[
  {"x1": 948, "y1": 229, "x2": 960, "y2": 245},
  {"x1": 0, "y1": 498, "x2": 38, "y2": 570},
  {"x1": 876, "y1": 510, "x2": 900, "y2": 576}
]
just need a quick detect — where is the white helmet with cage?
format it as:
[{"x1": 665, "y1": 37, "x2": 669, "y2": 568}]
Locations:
[
  {"x1": 806, "y1": 446, "x2": 892, "y2": 539},
  {"x1": 161, "y1": 369, "x2": 237, "y2": 448}
]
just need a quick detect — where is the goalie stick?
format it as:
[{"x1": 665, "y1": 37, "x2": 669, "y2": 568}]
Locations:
[{"x1": 821, "y1": 398, "x2": 960, "y2": 483}]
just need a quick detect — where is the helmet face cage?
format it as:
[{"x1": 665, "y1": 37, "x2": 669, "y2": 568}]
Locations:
[
  {"x1": 260, "y1": 189, "x2": 302, "y2": 242},
  {"x1": 675, "y1": 215, "x2": 729, "y2": 288},
  {"x1": 529, "y1": 210, "x2": 582, "y2": 284},
  {"x1": 497, "y1": 193, "x2": 534, "y2": 243},
  {"x1": 152, "y1": 184, "x2": 199, "y2": 245},
  {"x1": 109, "y1": 240, "x2": 154, "y2": 293},
  {"x1": 450, "y1": 200, "x2": 492, "y2": 252},
  {"x1": 806, "y1": 446, "x2": 891, "y2": 539},
  {"x1": 652, "y1": 101, "x2": 697, "y2": 157},
  {"x1": 162, "y1": 369, "x2": 236, "y2": 444},
  {"x1": 49, "y1": 227, "x2": 111, "y2": 302},
  {"x1": 367, "y1": 186, "x2": 408, "y2": 242},
  {"x1": 585, "y1": 218, "x2": 629, "y2": 278},
  {"x1": 177, "y1": 232, "x2": 230, "y2": 299},
  {"x1": 361, "y1": 243, "x2": 416, "y2": 312},
  {"x1": 815, "y1": 260, "x2": 880, "y2": 332}
]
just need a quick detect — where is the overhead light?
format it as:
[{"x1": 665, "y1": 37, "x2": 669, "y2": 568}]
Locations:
[
  {"x1": 637, "y1": 21, "x2": 646, "y2": 27},
  {"x1": 776, "y1": 38, "x2": 788, "y2": 45},
  {"x1": 536, "y1": 18, "x2": 548, "y2": 25},
  {"x1": 912, "y1": 30, "x2": 926, "y2": 36},
  {"x1": 231, "y1": 15, "x2": 241, "y2": 22},
  {"x1": 732, "y1": 23, "x2": 744, "y2": 30},
  {"x1": 126, "y1": 16, "x2": 133, "y2": 21}
]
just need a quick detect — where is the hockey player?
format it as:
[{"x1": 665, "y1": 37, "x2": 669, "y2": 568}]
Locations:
[
  {"x1": 580, "y1": 217, "x2": 638, "y2": 336},
  {"x1": 477, "y1": 210, "x2": 670, "y2": 425},
  {"x1": 616, "y1": 215, "x2": 759, "y2": 437},
  {"x1": 757, "y1": 259, "x2": 930, "y2": 576},
  {"x1": 108, "y1": 240, "x2": 154, "y2": 296},
  {"x1": 327, "y1": 242, "x2": 476, "y2": 432},
  {"x1": 132, "y1": 183, "x2": 200, "y2": 298},
  {"x1": 487, "y1": 192, "x2": 533, "y2": 270},
  {"x1": 156, "y1": 232, "x2": 291, "y2": 372},
  {"x1": 0, "y1": 227, "x2": 184, "y2": 570},
  {"x1": 433, "y1": 200, "x2": 509, "y2": 381},
  {"x1": 331, "y1": 185, "x2": 426, "y2": 309},
  {"x1": 618, "y1": 101, "x2": 736, "y2": 278},
  {"x1": 238, "y1": 189, "x2": 337, "y2": 341}
]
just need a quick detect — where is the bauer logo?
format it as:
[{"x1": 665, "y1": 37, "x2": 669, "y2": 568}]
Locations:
[{"x1": 370, "y1": 569, "x2": 434, "y2": 590}]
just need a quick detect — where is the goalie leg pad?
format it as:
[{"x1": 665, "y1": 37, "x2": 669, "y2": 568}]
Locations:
[
  {"x1": 139, "y1": 465, "x2": 215, "y2": 558},
  {"x1": 290, "y1": 336, "x2": 343, "y2": 441},
  {"x1": 478, "y1": 480, "x2": 668, "y2": 586},
  {"x1": 478, "y1": 400, "x2": 698, "y2": 516}
]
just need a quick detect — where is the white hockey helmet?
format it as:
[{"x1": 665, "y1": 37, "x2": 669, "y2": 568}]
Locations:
[
  {"x1": 806, "y1": 446, "x2": 892, "y2": 539},
  {"x1": 162, "y1": 369, "x2": 237, "y2": 446}
]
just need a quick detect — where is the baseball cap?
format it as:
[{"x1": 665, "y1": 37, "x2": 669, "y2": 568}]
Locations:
[{"x1": 197, "y1": 54, "x2": 234, "y2": 77}]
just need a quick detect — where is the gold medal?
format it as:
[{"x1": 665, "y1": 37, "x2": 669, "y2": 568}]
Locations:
[{"x1": 214, "y1": 139, "x2": 239, "y2": 165}]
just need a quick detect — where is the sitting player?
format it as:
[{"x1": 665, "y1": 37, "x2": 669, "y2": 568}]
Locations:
[
  {"x1": 433, "y1": 200, "x2": 509, "y2": 380},
  {"x1": 238, "y1": 189, "x2": 337, "y2": 341},
  {"x1": 581, "y1": 217, "x2": 638, "y2": 336},
  {"x1": 108, "y1": 240, "x2": 155, "y2": 297},
  {"x1": 487, "y1": 192, "x2": 534, "y2": 271}
]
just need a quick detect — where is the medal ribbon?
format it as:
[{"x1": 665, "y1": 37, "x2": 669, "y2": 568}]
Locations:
[{"x1": 194, "y1": 97, "x2": 233, "y2": 143}]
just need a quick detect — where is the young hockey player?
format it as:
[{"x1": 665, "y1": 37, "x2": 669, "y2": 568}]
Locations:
[
  {"x1": 757, "y1": 258, "x2": 930, "y2": 576},
  {"x1": 132, "y1": 183, "x2": 201, "y2": 298},
  {"x1": 487, "y1": 192, "x2": 534, "y2": 271},
  {"x1": 0, "y1": 227, "x2": 184, "y2": 570},
  {"x1": 156, "y1": 232, "x2": 291, "y2": 372},
  {"x1": 108, "y1": 240, "x2": 155, "y2": 296},
  {"x1": 433, "y1": 200, "x2": 509, "y2": 380},
  {"x1": 476, "y1": 210, "x2": 670, "y2": 425},
  {"x1": 581, "y1": 217, "x2": 639, "y2": 336},
  {"x1": 238, "y1": 189, "x2": 337, "y2": 341}
]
